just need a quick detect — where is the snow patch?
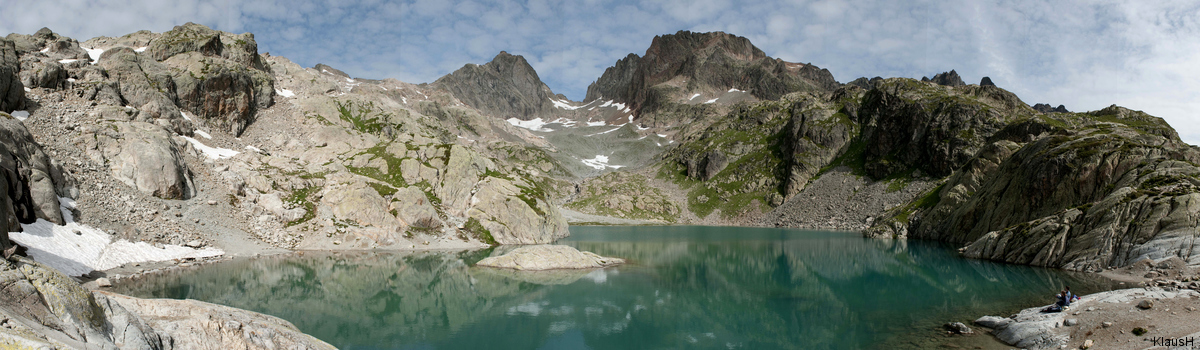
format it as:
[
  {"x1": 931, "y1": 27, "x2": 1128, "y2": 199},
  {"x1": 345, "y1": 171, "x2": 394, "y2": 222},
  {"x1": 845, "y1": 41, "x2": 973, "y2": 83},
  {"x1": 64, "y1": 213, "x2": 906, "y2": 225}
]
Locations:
[
  {"x1": 84, "y1": 47, "x2": 104, "y2": 64},
  {"x1": 657, "y1": 134, "x2": 668, "y2": 138},
  {"x1": 401, "y1": 97, "x2": 408, "y2": 104},
  {"x1": 8, "y1": 197, "x2": 223, "y2": 276},
  {"x1": 11, "y1": 111, "x2": 30, "y2": 121},
  {"x1": 275, "y1": 89, "x2": 295, "y2": 97},
  {"x1": 23, "y1": 87, "x2": 30, "y2": 92},
  {"x1": 704, "y1": 98, "x2": 719, "y2": 104},
  {"x1": 580, "y1": 155, "x2": 624, "y2": 170},
  {"x1": 180, "y1": 111, "x2": 192, "y2": 121},
  {"x1": 506, "y1": 117, "x2": 552, "y2": 132},
  {"x1": 550, "y1": 98, "x2": 584, "y2": 111},
  {"x1": 245, "y1": 145, "x2": 262, "y2": 153},
  {"x1": 182, "y1": 136, "x2": 239, "y2": 159},
  {"x1": 586, "y1": 120, "x2": 606, "y2": 126},
  {"x1": 39, "y1": 47, "x2": 50, "y2": 53},
  {"x1": 58, "y1": 59, "x2": 81, "y2": 64},
  {"x1": 587, "y1": 127, "x2": 622, "y2": 136},
  {"x1": 549, "y1": 118, "x2": 576, "y2": 127},
  {"x1": 134, "y1": 46, "x2": 148, "y2": 53},
  {"x1": 67, "y1": 78, "x2": 75, "y2": 82},
  {"x1": 193, "y1": 130, "x2": 212, "y2": 139},
  {"x1": 728, "y1": 88, "x2": 745, "y2": 93},
  {"x1": 346, "y1": 77, "x2": 355, "y2": 83},
  {"x1": 690, "y1": 93, "x2": 701, "y2": 100}
]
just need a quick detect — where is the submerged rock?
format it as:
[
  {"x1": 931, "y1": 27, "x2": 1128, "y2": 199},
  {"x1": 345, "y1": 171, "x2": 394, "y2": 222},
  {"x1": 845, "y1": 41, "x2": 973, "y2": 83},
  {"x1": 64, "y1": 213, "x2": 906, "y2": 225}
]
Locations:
[{"x1": 475, "y1": 245, "x2": 624, "y2": 270}]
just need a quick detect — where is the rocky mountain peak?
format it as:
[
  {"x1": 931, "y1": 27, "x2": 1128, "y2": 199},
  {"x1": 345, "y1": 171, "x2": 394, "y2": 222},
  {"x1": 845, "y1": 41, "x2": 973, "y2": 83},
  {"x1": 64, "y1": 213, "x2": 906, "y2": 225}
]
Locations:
[
  {"x1": 586, "y1": 30, "x2": 839, "y2": 115},
  {"x1": 924, "y1": 70, "x2": 965, "y2": 86},
  {"x1": 432, "y1": 50, "x2": 557, "y2": 120}
]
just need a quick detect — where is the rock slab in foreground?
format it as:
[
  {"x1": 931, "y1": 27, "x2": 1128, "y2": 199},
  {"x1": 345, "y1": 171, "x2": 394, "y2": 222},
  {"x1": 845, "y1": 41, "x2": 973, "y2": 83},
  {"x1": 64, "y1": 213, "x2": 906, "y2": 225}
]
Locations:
[{"x1": 476, "y1": 245, "x2": 624, "y2": 271}]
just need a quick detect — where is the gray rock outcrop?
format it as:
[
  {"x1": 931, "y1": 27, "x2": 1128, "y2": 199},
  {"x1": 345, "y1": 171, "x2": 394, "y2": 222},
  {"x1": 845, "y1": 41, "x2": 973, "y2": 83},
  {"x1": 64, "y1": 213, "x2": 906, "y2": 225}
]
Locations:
[
  {"x1": 151, "y1": 23, "x2": 274, "y2": 135},
  {"x1": 475, "y1": 245, "x2": 624, "y2": 270},
  {"x1": 0, "y1": 257, "x2": 335, "y2": 349},
  {"x1": 980, "y1": 76, "x2": 995, "y2": 86},
  {"x1": 0, "y1": 38, "x2": 26, "y2": 112},
  {"x1": 96, "y1": 122, "x2": 196, "y2": 199},
  {"x1": 0, "y1": 114, "x2": 70, "y2": 230}
]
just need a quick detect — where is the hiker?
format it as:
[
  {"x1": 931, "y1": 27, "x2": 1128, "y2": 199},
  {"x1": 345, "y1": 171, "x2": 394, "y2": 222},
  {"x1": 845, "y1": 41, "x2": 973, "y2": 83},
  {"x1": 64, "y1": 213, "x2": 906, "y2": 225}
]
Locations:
[{"x1": 1056, "y1": 289, "x2": 1072, "y2": 310}]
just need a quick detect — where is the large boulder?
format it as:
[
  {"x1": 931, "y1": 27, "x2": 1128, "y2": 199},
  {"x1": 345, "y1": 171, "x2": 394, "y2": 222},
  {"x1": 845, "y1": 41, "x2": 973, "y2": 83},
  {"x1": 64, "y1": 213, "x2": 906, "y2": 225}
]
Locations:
[
  {"x1": 19, "y1": 57, "x2": 68, "y2": 90},
  {"x1": 98, "y1": 122, "x2": 196, "y2": 199},
  {"x1": 475, "y1": 245, "x2": 624, "y2": 270}
]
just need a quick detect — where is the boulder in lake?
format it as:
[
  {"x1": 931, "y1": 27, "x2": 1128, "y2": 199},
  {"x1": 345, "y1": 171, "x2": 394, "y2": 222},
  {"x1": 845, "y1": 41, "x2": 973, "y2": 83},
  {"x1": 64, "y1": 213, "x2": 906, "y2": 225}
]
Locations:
[{"x1": 475, "y1": 245, "x2": 624, "y2": 270}]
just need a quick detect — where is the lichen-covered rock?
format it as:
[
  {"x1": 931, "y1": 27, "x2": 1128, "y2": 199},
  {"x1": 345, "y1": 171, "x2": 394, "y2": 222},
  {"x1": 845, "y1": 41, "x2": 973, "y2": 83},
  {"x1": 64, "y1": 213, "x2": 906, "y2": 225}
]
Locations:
[
  {"x1": 98, "y1": 121, "x2": 196, "y2": 199},
  {"x1": 475, "y1": 245, "x2": 624, "y2": 270}
]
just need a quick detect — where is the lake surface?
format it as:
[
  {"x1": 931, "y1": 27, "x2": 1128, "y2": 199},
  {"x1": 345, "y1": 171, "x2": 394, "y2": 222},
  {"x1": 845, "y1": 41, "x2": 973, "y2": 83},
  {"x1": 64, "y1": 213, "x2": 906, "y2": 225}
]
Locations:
[{"x1": 116, "y1": 226, "x2": 1118, "y2": 349}]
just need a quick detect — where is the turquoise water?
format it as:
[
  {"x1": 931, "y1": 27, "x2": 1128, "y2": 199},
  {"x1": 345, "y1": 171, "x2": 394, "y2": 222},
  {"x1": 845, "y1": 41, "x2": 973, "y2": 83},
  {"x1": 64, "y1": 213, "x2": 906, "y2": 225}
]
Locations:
[{"x1": 117, "y1": 226, "x2": 1117, "y2": 349}]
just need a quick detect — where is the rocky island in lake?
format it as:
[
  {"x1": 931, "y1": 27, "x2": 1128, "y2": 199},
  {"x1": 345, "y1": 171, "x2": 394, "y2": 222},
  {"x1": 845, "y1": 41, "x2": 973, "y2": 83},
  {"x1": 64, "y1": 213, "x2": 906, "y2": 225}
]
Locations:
[{"x1": 1, "y1": 6, "x2": 1198, "y2": 349}]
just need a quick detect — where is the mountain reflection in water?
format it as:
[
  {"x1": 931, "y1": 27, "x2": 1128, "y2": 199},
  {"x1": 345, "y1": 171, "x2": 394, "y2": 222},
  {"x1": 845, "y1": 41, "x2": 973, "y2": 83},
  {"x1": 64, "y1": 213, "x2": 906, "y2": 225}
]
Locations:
[{"x1": 117, "y1": 226, "x2": 1117, "y2": 349}]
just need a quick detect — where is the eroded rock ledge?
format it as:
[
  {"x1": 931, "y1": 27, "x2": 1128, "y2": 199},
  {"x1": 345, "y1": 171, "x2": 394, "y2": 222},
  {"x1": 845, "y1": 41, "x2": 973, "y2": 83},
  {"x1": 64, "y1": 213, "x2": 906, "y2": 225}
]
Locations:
[{"x1": 475, "y1": 245, "x2": 624, "y2": 270}]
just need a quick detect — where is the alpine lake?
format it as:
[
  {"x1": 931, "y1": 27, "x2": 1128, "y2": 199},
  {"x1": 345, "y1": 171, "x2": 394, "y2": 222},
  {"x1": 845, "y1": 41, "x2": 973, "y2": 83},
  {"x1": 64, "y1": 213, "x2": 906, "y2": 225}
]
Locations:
[{"x1": 115, "y1": 226, "x2": 1121, "y2": 349}]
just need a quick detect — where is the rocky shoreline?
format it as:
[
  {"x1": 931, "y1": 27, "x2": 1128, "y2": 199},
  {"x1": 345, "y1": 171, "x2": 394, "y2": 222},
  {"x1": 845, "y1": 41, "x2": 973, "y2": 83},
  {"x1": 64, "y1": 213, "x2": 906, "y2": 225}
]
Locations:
[{"x1": 961, "y1": 257, "x2": 1200, "y2": 350}]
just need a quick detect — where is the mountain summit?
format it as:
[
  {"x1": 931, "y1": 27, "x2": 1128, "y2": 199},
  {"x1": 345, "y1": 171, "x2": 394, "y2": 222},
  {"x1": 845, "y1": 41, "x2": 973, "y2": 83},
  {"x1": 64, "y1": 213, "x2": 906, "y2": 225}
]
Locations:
[
  {"x1": 585, "y1": 31, "x2": 839, "y2": 114},
  {"x1": 432, "y1": 51, "x2": 559, "y2": 120}
]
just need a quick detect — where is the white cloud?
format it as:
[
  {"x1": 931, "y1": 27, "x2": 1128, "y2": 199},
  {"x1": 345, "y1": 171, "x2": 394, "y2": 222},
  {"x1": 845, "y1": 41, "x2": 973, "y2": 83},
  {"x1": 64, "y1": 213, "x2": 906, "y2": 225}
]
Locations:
[{"x1": 0, "y1": 0, "x2": 1196, "y2": 144}]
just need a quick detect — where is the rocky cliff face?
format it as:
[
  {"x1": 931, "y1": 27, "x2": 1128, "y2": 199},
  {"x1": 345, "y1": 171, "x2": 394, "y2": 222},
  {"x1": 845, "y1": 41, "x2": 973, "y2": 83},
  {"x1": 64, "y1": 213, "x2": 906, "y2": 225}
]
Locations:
[
  {"x1": 585, "y1": 31, "x2": 839, "y2": 116},
  {"x1": 431, "y1": 51, "x2": 558, "y2": 120}
]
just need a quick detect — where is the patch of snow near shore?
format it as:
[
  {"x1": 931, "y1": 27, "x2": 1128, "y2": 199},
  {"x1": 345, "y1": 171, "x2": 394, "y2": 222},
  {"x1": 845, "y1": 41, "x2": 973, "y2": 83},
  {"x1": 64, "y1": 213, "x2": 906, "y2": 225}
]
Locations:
[
  {"x1": 183, "y1": 136, "x2": 239, "y2": 159},
  {"x1": 507, "y1": 117, "x2": 552, "y2": 132},
  {"x1": 84, "y1": 47, "x2": 104, "y2": 64},
  {"x1": 276, "y1": 89, "x2": 295, "y2": 97},
  {"x1": 581, "y1": 155, "x2": 624, "y2": 170},
  {"x1": 9, "y1": 197, "x2": 223, "y2": 276},
  {"x1": 11, "y1": 111, "x2": 30, "y2": 121},
  {"x1": 193, "y1": 130, "x2": 212, "y2": 139}
]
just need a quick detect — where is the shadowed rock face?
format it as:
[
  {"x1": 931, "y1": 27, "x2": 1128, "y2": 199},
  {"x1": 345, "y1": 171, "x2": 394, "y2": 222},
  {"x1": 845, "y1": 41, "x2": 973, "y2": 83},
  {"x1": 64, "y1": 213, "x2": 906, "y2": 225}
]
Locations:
[
  {"x1": 585, "y1": 31, "x2": 840, "y2": 114},
  {"x1": 432, "y1": 51, "x2": 558, "y2": 120},
  {"x1": 0, "y1": 39, "x2": 25, "y2": 112},
  {"x1": 0, "y1": 115, "x2": 71, "y2": 235}
]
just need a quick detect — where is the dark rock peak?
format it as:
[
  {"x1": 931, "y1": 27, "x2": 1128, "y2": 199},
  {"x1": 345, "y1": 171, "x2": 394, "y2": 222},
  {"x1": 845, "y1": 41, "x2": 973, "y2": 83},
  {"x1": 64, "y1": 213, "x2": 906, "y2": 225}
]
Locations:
[
  {"x1": 587, "y1": 30, "x2": 839, "y2": 115},
  {"x1": 927, "y1": 70, "x2": 965, "y2": 86},
  {"x1": 1032, "y1": 103, "x2": 1069, "y2": 113},
  {"x1": 432, "y1": 51, "x2": 557, "y2": 120},
  {"x1": 315, "y1": 63, "x2": 351, "y2": 78},
  {"x1": 848, "y1": 76, "x2": 884, "y2": 90},
  {"x1": 980, "y1": 76, "x2": 995, "y2": 87},
  {"x1": 584, "y1": 53, "x2": 640, "y2": 102}
]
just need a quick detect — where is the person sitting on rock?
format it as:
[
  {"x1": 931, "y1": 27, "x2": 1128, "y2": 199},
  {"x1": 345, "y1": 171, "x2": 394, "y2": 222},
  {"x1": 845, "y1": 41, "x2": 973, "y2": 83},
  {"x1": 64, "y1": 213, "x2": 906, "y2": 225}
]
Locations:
[{"x1": 1055, "y1": 289, "x2": 1072, "y2": 310}]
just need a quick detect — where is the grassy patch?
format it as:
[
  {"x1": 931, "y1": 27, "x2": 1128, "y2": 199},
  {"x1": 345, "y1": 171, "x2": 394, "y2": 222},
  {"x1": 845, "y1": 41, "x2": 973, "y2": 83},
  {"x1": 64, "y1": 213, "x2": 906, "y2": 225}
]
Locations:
[
  {"x1": 283, "y1": 186, "x2": 319, "y2": 227},
  {"x1": 463, "y1": 217, "x2": 497, "y2": 245}
]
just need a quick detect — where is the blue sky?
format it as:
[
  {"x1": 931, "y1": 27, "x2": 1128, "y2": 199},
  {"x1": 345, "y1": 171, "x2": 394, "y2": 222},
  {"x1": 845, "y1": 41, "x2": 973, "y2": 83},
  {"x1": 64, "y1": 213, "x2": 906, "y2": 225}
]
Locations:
[{"x1": 3, "y1": 0, "x2": 1198, "y2": 144}]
